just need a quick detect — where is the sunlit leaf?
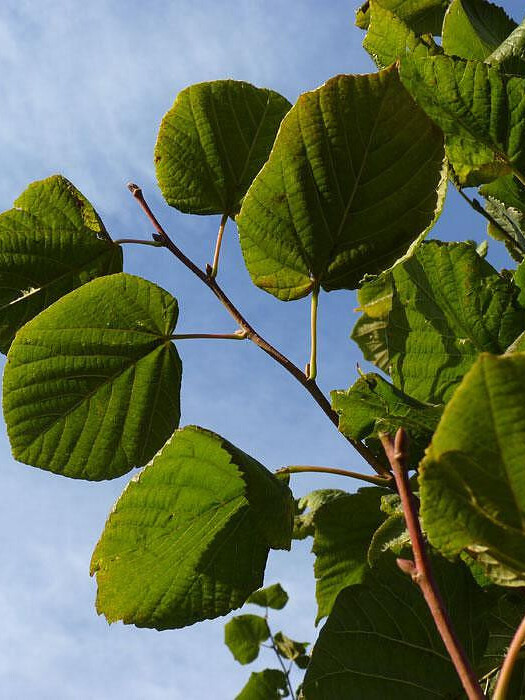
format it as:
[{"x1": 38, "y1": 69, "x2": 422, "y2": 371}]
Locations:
[
  {"x1": 0, "y1": 175, "x2": 122, "y2": 353},
  {"x1": 420, "y1": 352, "x2": 525, "y2": 585},
  {"x1": 236, "y1": 669, "x2": 289, "y2": 700},
  {"x1": 91, "y1": 425, "x2": 294, "y2": 629},
  {"x1": 3, "y1": 273, "x2": 181, "y2": 480},
  {"x1": 355, "y1": 0, "x2": 450, "y2": 35},
  {"x1": 247, "y1": 583, "x2": 289, "y2": 610},
  {"x1": 155, "y1": 80, "x2": 291, "y2": 216},
  {"x1": 238, "y1": 66, "x2": 445, "y2": 301},
  {"x1": 442, "y1": 0, "x2": 517, "y2": 61}
]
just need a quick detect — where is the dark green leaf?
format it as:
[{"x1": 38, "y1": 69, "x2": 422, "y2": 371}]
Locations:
[
  {"x1": 442, "y1": 0, "x2": 517, "y2": 61},
  {"x1": 236, "y1": 669, "x2": 289, "y2": 700},
  {"x1": 3, "y1": 273, "x2": 181, "y2": 480},
  {"x1": 303, "y1": 554, "x2": 486, "y2": 699},
  {"x1": 351, "y1": 271, "x2": 393, "y2": 373},
  {"x1": 332, "y1": 373, "x2": 442, "y2": 468},
  {"x1": 355, "y1": 0, "x2": 450, "y2": 35},
  {"x1": 155, "y1": 80, "x2": 291, "y2": 216},
  {"x1": 224, "y1": 615, "x2": 270, "y2": 665},
  {"x1": 91, "y1": 425, "x2": 293, "y2": 629},
  {"x1": 0, "y1": 175, "x2": 122, "y2": 353},
  {"x1": 399, "y1": 53, "x2": 525, "y2": 185},
  {"x1": 273, "y1": 632, "x2": 309, "y2": 661},
  {"x1": 420, "y1": 353, "x2": 525, "y2": 585},
  {"x1": 312, "y1": 487, "x2": 387, "y2": 621},
  {"x1": 354, "y1": 240, "x2": 525, "y2": 403},
  {"x1": 238, "y1": 66, "x2": 445, "y2": 301},
  {"x1": 247, "y1": 583, "x2": 289, "y2": 610}
]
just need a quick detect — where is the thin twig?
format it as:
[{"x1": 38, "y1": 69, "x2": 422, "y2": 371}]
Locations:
[
  {"x1": 379, "y1": 429, "x2": 484, "y2": 700},
  {"x1": 128, "y1": 183, "x2": 390, "y2": 478},
  {"x1": 492, "y1": 614, "x2": 525, "y2": 700},
  {"x1": 210, "y1": 213, "x2": 228, "y2": 278},
  {"x1": 266, "y1": 613, "x2": 296, "y2": 700},
  {"x1": 278, "y1": 465, "x2": 393, "y2": 487},
  {"x1": 113, "y1": 238, "x2": 163, "y2": 247}
]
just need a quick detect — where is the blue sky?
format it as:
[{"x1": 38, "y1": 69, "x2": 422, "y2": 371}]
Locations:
[{"x1": 0, "y1": 1, "x2": 524, "y2": 697}]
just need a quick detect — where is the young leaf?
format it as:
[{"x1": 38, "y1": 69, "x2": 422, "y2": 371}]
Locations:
[
  {"x1": 0, "y1": 175, "x2": 122, "y2": 353},
  {"x1": 355, "y1": 0, "x2": 450, "y2": 35},
  {"x1": 354, "y1": 240, "x2": 525, "y2": 403},
  {"x1": 399, "y1": 53, "x2": 525, "y2": 185},
  {"x1": 442, "y1": 0, "x2": 517, "y2": 61},
  {"x1": 91, "y1": 425, "x2": 294, "y2": 629},
  {"x1": 3, "y1": 273, "x2": 181, "y2": 480},
  {"x1": 420, "y1": 352, "x2": 525, "y2": 585},
  {"x1": 293, "y1": 490, "x2": 348, "y2": 540},
  {"x1": 273, "y1": 632, "x2": 309, "y2": 662},
  {"x1": 237, "y1": 65, "x2": 445, "y2": 301},
  {"x1": 303, "y1": 554, "x2": 487, "y2": 699},
  {"x1": 332, "y1": 373, "x2": 442, "y2": 469},
  {"x1": 311, "y1": 487, "x2": 388, "y2": 621},
  {"x1": 367, "y1": 513, "x2": 410, "y2": 565},
  {"x1": 155, "y1": 80, "x2": 291, "y2": 216},
  {"x1": 224, "y1": 615, "x2": 270, "y2": 665},
  {"x1": 235, "y1": 669, "x2": 289, "y2": 700},
  {"x1": 247, "y1": 583, "x2": 289, "y2": 610}
]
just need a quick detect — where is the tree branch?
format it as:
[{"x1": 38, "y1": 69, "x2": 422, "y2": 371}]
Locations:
[
  {"x1": 379, "y1": 429, "x2": 484, "y2": 700},
  {"x1": 128, "y1": 183, "x2": 390, "y2": 478},
  {"x1": 492, "y1": 613, "x2": 525, "y2": 700}
]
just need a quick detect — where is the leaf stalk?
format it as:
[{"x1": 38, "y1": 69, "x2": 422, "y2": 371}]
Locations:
[
  {"x1": 210, "y1": 213, "x2": 228, "y2": 278},
  {"x1": 492, "y1": 613, "x2": 525, "y2": 700},
  {"x1": 279, "y1": 465, "x2": 393, "y2": 487}
]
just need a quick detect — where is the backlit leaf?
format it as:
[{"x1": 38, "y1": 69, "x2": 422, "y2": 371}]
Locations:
[
  {"x1": 0, "y1": 175, "x2": 122, "y2": 353},
  {"x1": 225, "y1": 615, "x2": 270, "y2": 665},
  {"x1": 420, "y1": 352, "x2": 525, "y2": 585},
  {"x1": 3, "y1": 273, "x2": 181, "y2": 480},
  {"x1": 247, "y1": 583, "x2": 289, "y2": 610},
  {"x1": 155, "y1": 80, "x2": 291, "y2": 216},
  {"x1": 238, "y1": 66, "x2": 445, "y2": 301},
  {"x1": 91, "y1": 426, "x2": 294, "y2": 629},
  {"x1": 236, "y1": 669, "x2": 289, "y2": 700},
  {"x1": 355, "y1": 0, "x2": 450, "y2": 35}
]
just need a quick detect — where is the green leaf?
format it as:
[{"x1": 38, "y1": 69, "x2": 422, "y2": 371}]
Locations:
[
  {"x1": 155, "y1": 80, "x2": 291, "y2": 216},
  {"x1": 332, "y1": 373, "x2": 442, "y2": 469},
  {"x1": 442, "y1": 0, "x2": 517, "y2": 61},
  {"x1": 355, "y1": 0, "x2": 450, "y2": 35},
  {"x1": 399, "y1": 53, "x2": 525, "y2": 185},
  {"x1": 480, "y1": 175, "x2": 525, "y2": 260},
  {"x1": 0, "y1": 175, "x2": 122, "y2": 353},
  {"x1": 91, "y1": 425, "x2": 293, "y2": 629},
  {"x1": 303, "y1": 554, "x2": 486, "y2": 699},
  {"x1": 273, "y1": 632, "x2": 309, "y2": 662},
  {"x1": 237, "y1": 65, "x2": 445, "y2": 301},
  {"x1": 3, "y1": 273, "x2": 181, "y2": 480},
  {"x1": 486, "y1": 19, "x2": 525, "y2": 76},
  {"x1": 247, "y1": 583, "x2": 289, "y2": 610},
  {"x1": 479, "y1": 591, "x2": 525, "y2": 677},
  {"x1": 354, "y1": 240, "x2": 525, "y2": 403},
  {"x1": 236, "y1": 669, "x2": 289, "y2": 700},
  {"x1": 368, "y1": 513, "x2": 410, "y2": 565},
  {"x1": 224, "y1": 614, "x2": 270, "y2": 665},
  {"x1": 312, "y1": 487, "x2": 388, "y2": 621},
  {"x1": 292, "y1": 490, "x2": 347, "y2": 540},
  {"x1": 363, "y1": 2, "x2": 442, "y2": 70},
  {"x1": 420, "y1": 352, "x2": 525, "y2": 585}
]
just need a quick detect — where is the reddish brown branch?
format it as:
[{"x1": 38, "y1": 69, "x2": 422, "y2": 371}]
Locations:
[
  {"x1": 493, "y1": 613, "x2": 525, "y2": 699},
  {"x1": 380, "y1": 429, "x2": 484, "y2": 700},
  {"x1": 128, "y1": 183, "x2": 390, "y2": 478}
]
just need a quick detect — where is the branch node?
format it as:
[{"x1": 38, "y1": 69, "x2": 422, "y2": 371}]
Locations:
[
  {"x1": 397, "y1": 558, "x2": 417, "y2": 577},
  {"x1": 127, "y1": 182, "x2": 142, "y2": 197},
  {"x1": 206, "y1": 263, "x2": 213, "y2": 277}
]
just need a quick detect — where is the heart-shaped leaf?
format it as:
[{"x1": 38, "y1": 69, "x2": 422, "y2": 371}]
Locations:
[
  {"x1": 238, "y1": 65, "x2": 446, "y2": 301},
  {"x1": 225, "y1": 615, "x2": 270, "y2": 665},
  {"x1": 91, "y1": 425, "x2": 294, "y2": 629},
  {"x1": 0, "y1": 175, "x2": 122, "y2": 353},
  {"x1": 3, "y1": 273, "x2": 181, "y2": 480},
  {"x1": 247, "y1": 583, "x2": 289, "y2": 610},
  {"x1": 155, "y1": 80, "x2": 291, "y2": 216}
]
